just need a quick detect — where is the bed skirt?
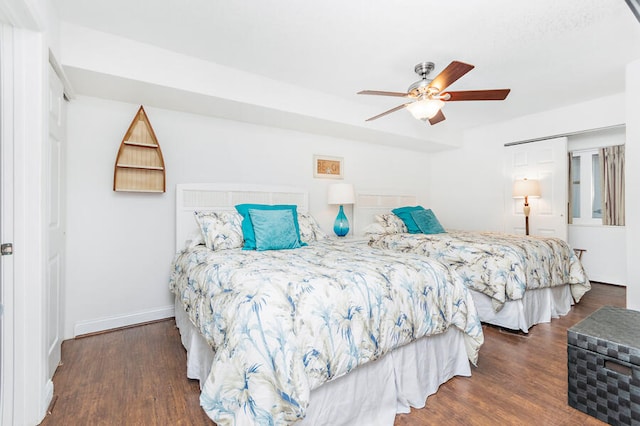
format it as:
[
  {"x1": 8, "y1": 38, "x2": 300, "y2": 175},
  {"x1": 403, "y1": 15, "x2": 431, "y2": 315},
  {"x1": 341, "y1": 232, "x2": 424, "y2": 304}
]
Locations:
[
  {"x1": 470, "y1": 284, "x2": 573, "y2": 333},
  {"x1": 174, "y1": 297, "x2": 471, "y2": 425}
]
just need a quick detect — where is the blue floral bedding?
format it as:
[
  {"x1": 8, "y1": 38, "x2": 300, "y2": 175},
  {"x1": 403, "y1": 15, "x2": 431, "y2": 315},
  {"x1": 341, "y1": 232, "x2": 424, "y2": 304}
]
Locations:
[
  {"x1": 368, "y1": 231, "x2": 590, "y2": 312},
  {"x1": 169, "y1": 240, "x2": 483, "y2": 425}
]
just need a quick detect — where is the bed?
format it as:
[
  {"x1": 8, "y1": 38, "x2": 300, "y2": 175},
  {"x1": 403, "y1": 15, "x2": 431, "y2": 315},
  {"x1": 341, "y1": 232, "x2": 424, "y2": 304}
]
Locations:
[
  {"x1": 170, "y1": 183, "x2": 483, "y2": 425},
  {"x1": 354, "y1": 192, "x2": 590, "y2": 333}
]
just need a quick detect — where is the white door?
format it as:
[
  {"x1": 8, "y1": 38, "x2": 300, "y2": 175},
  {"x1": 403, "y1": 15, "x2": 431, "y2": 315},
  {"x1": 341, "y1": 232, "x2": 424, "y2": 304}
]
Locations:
[
  {"x1": 504, "y1": 137, "x2": 568, "y2": 240},
  {"x1": 0, "y1": 23, "x2": 15, "y2": 425},
  {"x1": 47, "y1": 64, "x2": 66, "y2": 379}
]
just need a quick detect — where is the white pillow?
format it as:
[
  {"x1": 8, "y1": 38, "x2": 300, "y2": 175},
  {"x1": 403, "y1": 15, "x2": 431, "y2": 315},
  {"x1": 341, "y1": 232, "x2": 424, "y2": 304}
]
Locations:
[
  {"x1": 362, "y1": 222, "x2": 387, "y2": 236},
  {"x1": 194, "y1": 211, "x2": 244, "y2": 251},
  {"x1": 374, "y1": 213, "x2": 408, "y2": 234},
  {"x1": 297, "y1": 212, "x2": 328, "y2": 243}
]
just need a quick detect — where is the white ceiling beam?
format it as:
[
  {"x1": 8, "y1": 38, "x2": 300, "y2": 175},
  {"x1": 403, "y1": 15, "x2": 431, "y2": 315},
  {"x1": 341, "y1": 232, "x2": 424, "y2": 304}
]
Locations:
[{"x1": 59, "y1": 22, "x2": 462, "y2": 152}]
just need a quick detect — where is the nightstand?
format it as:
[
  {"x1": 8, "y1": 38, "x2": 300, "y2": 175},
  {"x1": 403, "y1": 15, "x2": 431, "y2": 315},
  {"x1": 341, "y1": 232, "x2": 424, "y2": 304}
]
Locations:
[{"x1": 331, "y1": 236, "x2": 369, "y2": 244}]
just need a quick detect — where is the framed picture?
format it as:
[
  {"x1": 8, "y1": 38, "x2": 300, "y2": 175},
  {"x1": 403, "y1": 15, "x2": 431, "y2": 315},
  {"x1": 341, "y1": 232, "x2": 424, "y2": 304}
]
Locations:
[{"x1": 313, "y1": 155, "x2": 343, "y2": 179}]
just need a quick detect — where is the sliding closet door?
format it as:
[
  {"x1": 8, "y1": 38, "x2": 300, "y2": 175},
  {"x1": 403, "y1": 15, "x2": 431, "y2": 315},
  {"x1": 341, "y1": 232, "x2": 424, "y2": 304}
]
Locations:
[{"x1": 504, "y1": 137, "x2": 568, "y2": 240}]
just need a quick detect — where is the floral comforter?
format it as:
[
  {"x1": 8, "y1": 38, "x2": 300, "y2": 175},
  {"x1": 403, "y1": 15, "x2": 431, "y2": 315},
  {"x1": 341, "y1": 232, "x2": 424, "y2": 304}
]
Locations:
[
  {"x1": 169, "y1": 240, "x2": 483, "y2": 425},
  {"x1": 369, "y1": 231, "x2": 590, "y2": 312}
]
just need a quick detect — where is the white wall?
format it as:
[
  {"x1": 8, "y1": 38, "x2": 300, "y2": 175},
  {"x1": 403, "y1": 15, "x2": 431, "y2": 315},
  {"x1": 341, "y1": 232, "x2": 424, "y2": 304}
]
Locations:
[
  {"x1": 426, "y1": 132, "x2": 509, "y2": 232},
  {"x1": 568, "y1": 225, "x2": 626, "y2": 285},
  {"x1": 63, "y1": 82, "x2": 639, "y2": 341},
  {"x1": 428, "y1": 93, "x2": 628, "y2": 284},
  {"x1": 626, "y1": 59, "x2": 640, "y2": 310},
  {"x1": 64, "y1": 96, "x2": 432, "y2": 338},
  {"x1": 567, "y1": 126, "x2": 625, "y2": 151}
]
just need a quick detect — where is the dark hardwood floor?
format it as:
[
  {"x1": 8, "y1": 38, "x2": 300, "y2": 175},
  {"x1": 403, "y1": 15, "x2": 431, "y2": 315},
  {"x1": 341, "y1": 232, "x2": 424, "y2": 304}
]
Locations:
[{"x1": 41, "y1": 283, "x2": 623, "y2": 425}]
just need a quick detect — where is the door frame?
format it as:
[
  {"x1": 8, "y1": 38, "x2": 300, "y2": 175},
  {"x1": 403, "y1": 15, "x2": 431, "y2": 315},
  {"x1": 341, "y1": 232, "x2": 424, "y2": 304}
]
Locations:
[
  {"x1": 0, "y1": 22, "x2": 51, "y2": 425},
  {"x1": 0, "y1": 22, "x2": 16, "y2": 426},
  {"x1": 46, "y1": 62, "x2": 66, "y2": 381}
]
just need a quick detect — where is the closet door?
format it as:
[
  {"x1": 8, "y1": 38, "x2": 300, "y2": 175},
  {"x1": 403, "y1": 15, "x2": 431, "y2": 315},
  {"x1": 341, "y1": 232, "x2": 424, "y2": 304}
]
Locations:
[
  {"x1": 0, "y1": 23, "x2": 15, "y2": 426},
  {"x1": 504, "y1": 137, "x2": 568, "y2": 241},
  {"x1": 46, "y1": 64, "x2": 66, "y2": 380}
]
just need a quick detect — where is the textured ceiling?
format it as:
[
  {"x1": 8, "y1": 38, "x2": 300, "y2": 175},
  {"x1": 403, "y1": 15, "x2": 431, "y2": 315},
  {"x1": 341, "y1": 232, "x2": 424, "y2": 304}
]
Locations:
[{"x1": 54, "y1": 0, "x2": 640, "y2": 148}]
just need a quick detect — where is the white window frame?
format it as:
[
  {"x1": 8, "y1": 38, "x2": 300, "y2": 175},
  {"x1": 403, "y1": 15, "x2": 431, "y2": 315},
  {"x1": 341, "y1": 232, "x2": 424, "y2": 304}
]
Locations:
[{"x1": 571, "y1": 149, "x2": 602, "y2": 226}]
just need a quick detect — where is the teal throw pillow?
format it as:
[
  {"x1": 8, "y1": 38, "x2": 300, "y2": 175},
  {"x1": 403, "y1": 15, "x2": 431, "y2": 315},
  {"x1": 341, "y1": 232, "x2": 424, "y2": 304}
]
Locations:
[
  {"x1": 410, "y1": 209, "x2": 446, "y2": 234},
  {"x1": 248, "y1": 209, "x2": 302, "y2": 251},
  {"x1": 391, "y1": 205, "x2": 425, "y2": 234},
  {"x1": 235, "y1": 204, "x2": 305, "y2": 250}
]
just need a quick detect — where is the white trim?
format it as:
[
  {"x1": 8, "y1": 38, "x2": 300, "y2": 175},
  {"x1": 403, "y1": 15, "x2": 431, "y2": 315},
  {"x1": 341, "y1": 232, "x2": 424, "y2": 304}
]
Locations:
[
  {"x1": 503, "y1": 124, "x2": 625, "y2": 147},
  {"x1": 42, "y1": 380, "x2": 54, "y2": 416},
  {"x1": 0, "y1": 0, "x2": 43, "y2": 30},
  {"x1": 570, "y1": 150, "x2": 603, "y2": 226},
  {"x1": 0, "y1": 22, "x2": 15, "y2": 426},
  {"x1": 73, "y1": 305, "x2": 175, "y2": 337},
  {"x1": 48, "y1": 49, "x2": 75, "y2": 100},
  {"x1": 570, "y1": 147, "x2": 599, "y2": 155},
  {"x1": 9, "y1": 25, "x2": 49, "y2": 425}
]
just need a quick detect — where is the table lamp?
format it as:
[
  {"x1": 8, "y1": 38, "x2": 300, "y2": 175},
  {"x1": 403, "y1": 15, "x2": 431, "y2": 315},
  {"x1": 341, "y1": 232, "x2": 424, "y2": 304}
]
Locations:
[
  {"x1": 512, "y1": 178, "x2": 541, "y2": 236},
  {"x1": 327, "y1": 183, "x2": 355, "y2": 237}
]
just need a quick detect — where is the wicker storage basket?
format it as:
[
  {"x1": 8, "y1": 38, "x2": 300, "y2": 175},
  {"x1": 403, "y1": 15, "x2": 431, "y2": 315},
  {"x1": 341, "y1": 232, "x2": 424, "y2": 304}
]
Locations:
[{"x1": 568, "y1": 306, "x2": 640, "y2": 425}]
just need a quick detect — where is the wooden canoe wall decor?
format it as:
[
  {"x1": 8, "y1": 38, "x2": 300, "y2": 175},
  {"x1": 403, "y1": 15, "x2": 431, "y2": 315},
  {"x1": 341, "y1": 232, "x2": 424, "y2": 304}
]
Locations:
[{"x1": 113, "y1": 106, "x2": 166, "y2": 192}]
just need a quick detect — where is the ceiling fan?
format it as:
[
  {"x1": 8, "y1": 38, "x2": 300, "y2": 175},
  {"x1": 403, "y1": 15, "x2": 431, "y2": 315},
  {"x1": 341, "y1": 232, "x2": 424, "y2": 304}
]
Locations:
[{"x1": 358, "y1": 61, "x2": 510, "y2": 125}]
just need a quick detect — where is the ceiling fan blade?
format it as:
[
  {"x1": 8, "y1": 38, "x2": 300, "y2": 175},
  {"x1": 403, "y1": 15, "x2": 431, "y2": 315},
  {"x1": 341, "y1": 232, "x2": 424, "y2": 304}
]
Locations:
[
  {"x1": 358, "y1": 90, "x2": 410, "y2": 97},
  {"x1": 365, "y1": 103, "x2": 410, "y2": 121},
  {"x1": 443, "y1": 89, "x2": 511, "y2": 101},
  {"x1": 428, "y1": 110, "x2": 446, "y2": 125},
  {"x1": 428, "y1": 61, "x2": 475, "y2": 92}
]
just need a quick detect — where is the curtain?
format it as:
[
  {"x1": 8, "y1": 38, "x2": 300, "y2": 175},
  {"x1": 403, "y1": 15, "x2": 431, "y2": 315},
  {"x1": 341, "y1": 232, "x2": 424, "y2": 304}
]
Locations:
[
  {"x1": 599, "y1": 145, "x2": 625, "y2": 226},
  {"x1": 567, "y1": 152, "x2": 573, "y2": 224}
]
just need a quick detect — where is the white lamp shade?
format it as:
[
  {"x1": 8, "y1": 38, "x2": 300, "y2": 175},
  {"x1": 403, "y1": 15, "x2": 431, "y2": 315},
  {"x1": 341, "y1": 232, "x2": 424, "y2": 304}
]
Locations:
[
  {"x1": 512, "y1": 178, "x2": 541, "y2": 198},
  {"x1": 328, "y1": 183, "x2": 355, "y2": 205},
  {"x1": 406, "y1": 99, "x2": 444, "y2": 120}
]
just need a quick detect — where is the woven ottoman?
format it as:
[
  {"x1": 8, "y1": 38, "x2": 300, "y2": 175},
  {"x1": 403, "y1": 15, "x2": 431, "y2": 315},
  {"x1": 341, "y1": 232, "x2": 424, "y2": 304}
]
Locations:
[{"x1": 568, "y1": 306, "x2": 640, "y2": 425}]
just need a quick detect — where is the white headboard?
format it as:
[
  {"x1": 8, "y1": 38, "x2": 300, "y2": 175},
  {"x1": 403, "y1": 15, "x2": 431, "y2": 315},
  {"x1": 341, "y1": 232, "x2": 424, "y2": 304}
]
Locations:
[
  {"x1": 354, "y1": 191, "x2": 417, "y2": 230},
  {"x1": 176, "y1": 183, "x2": 309, "y2": 250}
]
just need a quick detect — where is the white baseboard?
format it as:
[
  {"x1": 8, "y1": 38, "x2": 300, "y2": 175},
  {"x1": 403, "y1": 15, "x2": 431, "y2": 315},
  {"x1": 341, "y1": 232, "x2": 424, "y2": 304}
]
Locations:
[
  {"x1": 73, "y1": 305, "x2": 175, "y2": 337},
  {"x1": 40, "y1": 379, "x2": 54, "y2": 422}
]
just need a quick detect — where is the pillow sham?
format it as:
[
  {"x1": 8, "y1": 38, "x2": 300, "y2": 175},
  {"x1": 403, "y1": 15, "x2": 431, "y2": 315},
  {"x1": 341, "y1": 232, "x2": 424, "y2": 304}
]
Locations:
[
  {"x1": 374, "y1": 213, "x2": 408, "y2": 234},
  {"x1": 235, "y1": 204, "x2": 305, "y2": 250},
  {"x1": 194, "y1": 211, "x2": 244, "y2": 251},
  {"x1": 249, "y1": 209, "x2": 302, "y2": 251},
  {"x1": 298, "y1": 212, "x2": 328, "y2": 243},
  {"x1": 362, "y1": 222, "x2": 386, "y2": 235},
  {"x1": 410, "y1": 209, "x2": 446, "y2": 234},
  {"x1": 184, "y1": 230, "x2": 205, "y2": 250},
  {"x1": 391, "y1": 205, "x2": 426, "y2": 234}
]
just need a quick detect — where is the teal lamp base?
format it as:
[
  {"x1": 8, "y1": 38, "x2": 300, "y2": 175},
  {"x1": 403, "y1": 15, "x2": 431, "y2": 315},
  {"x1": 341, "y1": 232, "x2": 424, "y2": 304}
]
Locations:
[{"x1": 333, "y1": 205, "x2": 350, "y2": 237}]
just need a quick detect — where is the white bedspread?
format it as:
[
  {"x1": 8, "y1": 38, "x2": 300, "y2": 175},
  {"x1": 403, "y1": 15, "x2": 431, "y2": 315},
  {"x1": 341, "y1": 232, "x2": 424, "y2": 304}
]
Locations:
[
  {"x1": 170, "y1": 240, "x2": 483, "y2": 425},
  {"x1": 369, "y1": 231, "x2": 590, "y2": 311}
]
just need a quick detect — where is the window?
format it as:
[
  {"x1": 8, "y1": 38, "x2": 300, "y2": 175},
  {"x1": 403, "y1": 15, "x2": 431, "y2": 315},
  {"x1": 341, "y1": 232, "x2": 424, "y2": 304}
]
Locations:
[
  {"x1": 570, "y1": 149, "x2": 601, "y2": 225},
  {"x1": 591, "y1": 154, "x2": 602, "y2": 219},
  {"x1": 571, "y1": 155, "x2": 580, "y2": 219}
]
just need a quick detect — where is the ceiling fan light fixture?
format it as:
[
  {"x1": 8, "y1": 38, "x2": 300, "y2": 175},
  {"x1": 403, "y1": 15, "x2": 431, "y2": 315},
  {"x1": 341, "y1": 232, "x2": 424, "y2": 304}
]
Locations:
[
  {"x1": 358, "y1": 61, "x2": 509, "y2": 125},
  {"x1": 406, "y1": 98, "x2": 444, "y2": 120}
]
